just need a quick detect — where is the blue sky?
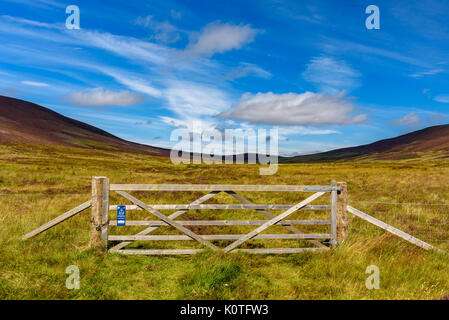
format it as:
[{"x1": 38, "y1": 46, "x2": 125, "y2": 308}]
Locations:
[{"x1": 0, "y1": 0, "x2": 448, "y2": 155}]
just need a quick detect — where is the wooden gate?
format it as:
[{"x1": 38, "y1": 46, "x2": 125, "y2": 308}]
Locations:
[{"x1": 98, "y1": 177, "x2": 347, "y2": 255}]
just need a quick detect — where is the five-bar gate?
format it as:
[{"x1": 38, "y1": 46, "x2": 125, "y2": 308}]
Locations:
[{"x1": 93, "y1": 177, "x2": 348, "y2": 255}]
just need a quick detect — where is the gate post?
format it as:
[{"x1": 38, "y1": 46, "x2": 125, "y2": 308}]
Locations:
[
  {"x1": 90, "y1": 176, "x2": 109, "y2": 252},
  {"x1": 330, "y1": 180, "x2": 338, "y2": 247},
  {"x1": 336, "y1": 181, "x2": 348, "y2": 244}
]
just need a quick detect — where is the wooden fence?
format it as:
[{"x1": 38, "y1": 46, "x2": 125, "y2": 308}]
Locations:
[{"x1": 22, "y1": 176, "x2": 440, "y2": 255}]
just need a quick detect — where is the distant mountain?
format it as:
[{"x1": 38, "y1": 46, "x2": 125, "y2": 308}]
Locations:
[
  {"x1": 283, "y1": 124, "x2": 449, "y2": 163},
  {"x1": 0, "y1": 95, "x2": 169, "y2": 156}
]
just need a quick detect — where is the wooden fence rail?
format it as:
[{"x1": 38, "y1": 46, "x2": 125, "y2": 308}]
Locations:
[
  {"x1": 22, "y1": 200, "x2": 91, "y2": 240},
  {"x1": 346, "y1": 206, "x2": 435, "y2": 250},
  {"x1": 108, "y1": 220, "x2": 331, "y2": 226}
]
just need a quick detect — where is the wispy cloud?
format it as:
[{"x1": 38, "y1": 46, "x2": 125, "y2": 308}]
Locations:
[
  {"x1": 427, "y1": 113, "x2": 446, "y2": 122},
  {"x1": 21, "y1": 80, "x2": 49, "y2": 87},
  {"x1": 434, "y1": 94, "x2": 449, "y2": 103},
  {"x1": 159, "y1": 116, "x2": 221, "y2": 134},
  {"x1": 135, "y1": 15, "x2": 181, "y2": 44},
  {"x1": 135, "y1": 119, "x2": 153, "y2": 126},
  {"x1": 278, "y1": 126, "x2": 339, "y2": 137},
  {"x1": 217, "y1": 91, "x2": 366, "y2": 126},
  {"x1": 392, "y1": 0, "x2": 449, "y2": 41},
  {"x1": 67, "y1": 87, "x2": 144, "y2": 106},
  {"x1": 1, "y1": 15, "x2": 57, "y2": 28},
  {"x1": 72, "y1": 29, "x2": 168, "y2": 66},
  {"x1": 322, "y1": 37, "x2": 432, "y2": 69},
  {"x1": 409, "y1": 68, "x2": 444, "y2": 78},
  {"x1": 99, "y1": 68, "x2": 162, "y2": 98},
  {"x1": 390, "y1": 112, "x2": 420, "y2": 127},
  {"x1": 184, "y1": 22, "x2": 260, "y2": 57},
  {"x1": 271, "y1": 1, "x2": 325, "y2": 25},
  {"x1": 164, "y1": 80, "x2": 232, "y2": 117},
  {"x1": 226, "y1": 62, "x2": 272, "y2": 80},
  {"x1": 302, "y1": 56, "x2": 361, "y2": 94},
  {"x1": 3, "y1": 0, "x2": 65, "y2": 10}
]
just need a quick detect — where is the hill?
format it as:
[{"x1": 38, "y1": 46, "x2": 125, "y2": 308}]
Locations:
[
  {"x1": 0, "y1": 95, "x2": 168, "y2": 156},
  {"x1": 2, "y1": 95, "x2": 448, "y2": 163},
  {"x1": 283, "y1": 124, "x2": 449, "y2": 163}
]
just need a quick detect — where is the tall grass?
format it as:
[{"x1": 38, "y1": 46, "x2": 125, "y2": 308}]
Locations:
[{"x1": 1, "y1": 144, "x2": 449, "y2": 299}]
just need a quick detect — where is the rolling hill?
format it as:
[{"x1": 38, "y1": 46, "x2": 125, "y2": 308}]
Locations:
[
  {"x1": 283, "y1": 124, "x2": 449, "y2": 163},
  {"x1": 0, "y1": 95, "x2": 168, "y2": 156},
  {"x1": 1, "y1": 95, "x2": 448, "y2": 162}
]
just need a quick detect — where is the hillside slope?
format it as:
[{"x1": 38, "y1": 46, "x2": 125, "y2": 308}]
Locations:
[
  {"x1": 284, "y1": 124, "x2": 449, "y2": 163},
  {"x1": 0, "y1": 95, "x2": 168, "y2": 156},
  {"x1": 2, "y1": 95, "x2": 448, "y2": 162}
]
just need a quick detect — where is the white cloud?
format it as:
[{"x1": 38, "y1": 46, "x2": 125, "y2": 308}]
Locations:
[
  {"x1": 278, "y1": 126, "x2": 339, "y2": 136},
  {"x1": 302, "y1": 56, "x2": 361, "y2": 94},
  {"x1": 71, "y1": 29, "x2": 168, "y2": 66},
  {"x1": 117, "y1": 77, "x2": 162, "y2": 97},
  {"x1": 1, "y1": 15, "x2": 265, "y2": 134},
  {"x1": 3, "y1": 0, "x2": 65, "y2": 9},
  {"x1": 389, "y1": 112, "x2": 420, "y2": 126},
  {"x1": 434, "y1": 94, "x2": 449, "y2": 103},
  {"x1": 159, "y1": 116, "x2": 219, "y2": 133},
  {"x1": 68, "y1": 87, "x2": 144, "y2": 106},
  {"x1": 102, "y1": 70, "x2": 162, "y2": 98},
  {"x1": 135, "y1": 15, "x2": 181, "y2": 44},
  {"x1": 322, "y1": 37, "x2": 431, "y2": 69},
  {"x1": 21, "y1": 80, "x2": 48, "y2": 87},
  {"x1": 1, "y1": 15, "x2": 57, "y2": 28},
  {"x1": 226, "y1": 62, "x2": 272, "y2": 80},
  {"x1": 135, "y1": 119, "x2": 153, "y2": 126},
  {"x1": 185, "y1": 22, "x2": 260, "y2": 57},
  {"x1": 410, "y1": 68, "x2": 444, "y2": 78},
  {"x1": 0, "y1": 16, "x2": 237, "y2": 100},
  {"x1": 135, "y1": 15, "x2": 153, "y2": 28},
  {"x1": 164, "y1": 80, "x2": 232, "y2": 117},
  {"x1": 272, "y1": 3, "x2": 325, "y2": 25},
  {"x1": 217, "y1": 91, "x2": 367, "y2": 126},
  {"x1": 160, "y1": 116, "x2": 188, "y2": 128}
]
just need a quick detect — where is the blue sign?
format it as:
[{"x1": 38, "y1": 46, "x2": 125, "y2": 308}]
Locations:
[{"x1": 117, "y1": 205, "x2": 126, "y2": 226}]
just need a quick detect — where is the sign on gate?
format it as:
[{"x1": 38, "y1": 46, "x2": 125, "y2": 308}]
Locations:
[{"x1": 117, "y1": 205, "x2": 126, "y2": 226}]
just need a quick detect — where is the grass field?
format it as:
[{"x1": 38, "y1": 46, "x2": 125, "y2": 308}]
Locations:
[{"x1": 1, "y1": 143, "x2": 449, "y2": 300}]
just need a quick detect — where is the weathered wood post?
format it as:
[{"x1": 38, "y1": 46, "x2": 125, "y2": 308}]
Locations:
[
  {"x1": 90, "y1": 176, "x2": 109, "y2": 251},
  {"x1": 330, "y1": 180, "x2": 338, "y2": 247},
  {"x1": 336, "y1": 181, "x2": 348, "y2": 244}
]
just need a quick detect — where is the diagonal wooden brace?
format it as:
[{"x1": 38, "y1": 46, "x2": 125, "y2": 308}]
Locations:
[
  {"x1": 110, "y1": 191, "x2": 220, "y2": 251},
  {"x1": 115, "y1": 191, "x2": 220, "y2": 251},
  {"x1": 226, "y1": 191, "x2": 328, "y2": 249},
  {"x1": 22, "y1": 200, "x2": 92, "y2": 240},
  {"x1": 223, "y1": 192, "x2": 325, "y2": 252}
]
